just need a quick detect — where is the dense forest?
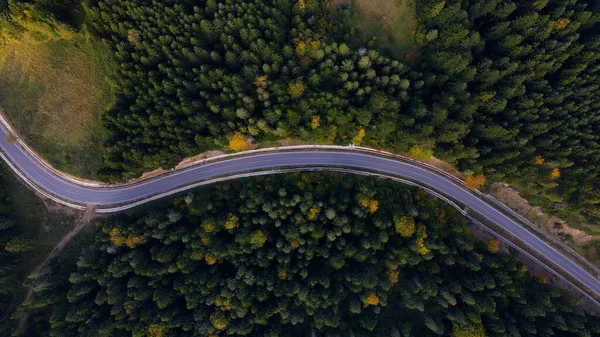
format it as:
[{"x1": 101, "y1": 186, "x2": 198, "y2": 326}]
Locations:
[
  {"x1": 80, "y1": 0, "x2": 600, "y2": 222},
  {"x1": 3, "y1": 0, "x2": 600, "y2": 335},
  {"x1": 13, "y1": 174, "x2": 600, "y2": 336},
  {"x1": 88, "y1": 0, "x2": 415, "y2": 179},
  {"x1": 0, "y1": 168, "x2": 24, "y2": 335},
  {"x1": 413, "y1": 0, "x2": 600, "y2": 220}
]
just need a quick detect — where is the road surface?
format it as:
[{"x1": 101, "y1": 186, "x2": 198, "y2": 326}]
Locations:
[{"x1": 2, "y1": 120, "x2": 600, "y2": 301}]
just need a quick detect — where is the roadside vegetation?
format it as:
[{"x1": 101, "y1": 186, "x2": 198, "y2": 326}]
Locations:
[{"x1": 0, "y1": 0, "x2": 116, "y2": 178}]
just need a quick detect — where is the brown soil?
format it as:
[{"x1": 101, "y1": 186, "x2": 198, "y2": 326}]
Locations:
[
  {"x1": 175, "y1": 150, "x2": 225, "y2": 169},
  {"x1": 424, "y1": 156, "x2": 464, "y2": 178},
  {"x1": 491, "y1": 183, "x2": 600, "y2": 246},
  {"x1": 126, "y1": 167, "x2": 168, "y2": 183}
]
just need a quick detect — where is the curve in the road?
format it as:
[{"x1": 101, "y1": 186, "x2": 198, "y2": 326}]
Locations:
[{"x1": 2, "y1": 118, "x2": 600, "y2": 303}]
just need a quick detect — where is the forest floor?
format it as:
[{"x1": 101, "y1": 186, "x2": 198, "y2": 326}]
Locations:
[
  {"x1": 0, "y1": 163, "x2": 88, "y2": 320},
  {"x1": 330, "y1": 0, "x2": 417, "y2": 59},
  {"x1": 0, "y1": 26, "x2": 115, "y2": 179},
  {"x1": 16, "y1": 206, "x2": 95, "y2": 329},
  {"x1": 1, "y1": 163, "x2": 81, "y2": 273}
]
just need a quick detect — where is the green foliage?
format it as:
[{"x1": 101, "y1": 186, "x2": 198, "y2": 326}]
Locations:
[
  {"x1": 87, "y1": 0, "x2": 413, "y2": 179},
  {"x1": 0, "y1": 169, "x2": 22, "y2": 334},
  {"x1": 20, "y1": 174, "x2": 600, "y2": 337},
  {"x1": 4, "y1": 234, "x2": 34, "y2": 252},
  {"x1": 92, "y1": 0, "x2": 600, "y2": 225},
  {"x1": 414, "y1": 0, "x2": 600, "y2": 222}
]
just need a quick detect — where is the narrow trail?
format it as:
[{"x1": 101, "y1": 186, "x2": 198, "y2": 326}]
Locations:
[{"x1": 16, "y1": 205, "x2": 95, "y2": 330}]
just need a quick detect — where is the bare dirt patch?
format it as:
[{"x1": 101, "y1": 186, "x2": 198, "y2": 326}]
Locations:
[
  {"x1": 491, "y1": 183, "x2": 600, "y2": 246},
  {"x1": 175, "y1": 150, "x2": 225, "y2": 169},
  {"x1": 126, "y1": 168, "x2": 168, "y2": 183},
  {"x1": 424, "y1": 155, "x2": 464, "y2": 179}
]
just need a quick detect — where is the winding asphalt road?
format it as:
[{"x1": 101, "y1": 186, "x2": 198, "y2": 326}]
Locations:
[{"x1": 1, "y1": 120, "x2": 600, "y2": 301}]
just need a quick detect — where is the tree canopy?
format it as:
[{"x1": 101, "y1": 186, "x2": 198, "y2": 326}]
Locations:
[
  {"x1": 19, "y1": 174, "x2": 600, "y2": 336},
  {"x1": 84, "y1": 0, "x2": 600, "y2": 223}
]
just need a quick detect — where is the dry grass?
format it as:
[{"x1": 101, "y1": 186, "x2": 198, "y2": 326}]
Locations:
[
  {"x1": 490, "y1": 183, "x2": 600, "y2": 267},
  {"x1": 0, "y1": 25, "x2": 115, "y2": 178},
  {"x1": 332, "y1": 0, "x2": 416, "y2": 57}
]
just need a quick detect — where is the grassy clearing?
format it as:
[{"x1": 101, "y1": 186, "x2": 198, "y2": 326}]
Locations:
[
  {"x1": 0, "y1": 24, "x2": 115, "y2": 179},
  {"x1": 331, "y1": 0, "x2": 417, "y2": 58}
]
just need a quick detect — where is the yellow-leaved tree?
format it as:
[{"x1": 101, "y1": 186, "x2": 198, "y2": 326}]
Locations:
[
  {"x1": 550, "y1": 167, "x2": 561, "y2": 180},
  {"x1": 148, "y1": 324, "x2": 166, "y2": 337},
  {"x1": 250, "y1": 230, "x2": 268, "y2": 248},
  {"x1": 535, "y1": 155, "x2": 545, "y2": 165},
  {"x1": 253, "y1": 75, "x2": 268, "y2": 88},
  {"x1": 416, "y1": 224, "x2": 430, "y2": 255},
  {"x1": 205, "y1": 254, "x2": 217, "y2": 265},
  {"x1": 394, "y1": 216, "x2": 415, "y2": 237},
  {"x1": 210, "y1": 312, "x2": 229, "y2": 331},
  {"x1": 311, "y1": 115, "x2": 320, "y2": 129},
  {"x1": 359, "y1": 198, "x2": 379, "y2": 214},
  {"x1": 224, "y1": 214, "x2": 239, "y2": 231},
  {"x1": 109, "y1": 228, "x2": 146, "y2": 248},
  {"x1": 486, "y1": 239, "x2": 501, "y2": 253},
  {"x1": 465, "y1": 174, "x2": 486, "y2": 189},
  {"x1": 408, "y1": 144, "x2": 433, "y2": 160},
  {"x1": 362, "y1": 293, "x2": 380, "y2": 307},
  {"x1": 554, "y1": 18, "x2": 571, "y2": 30},
  {"x1": 228, "y1": 131, "x2": 248, "y2": 151},
  {"x1": 352, "y1": 128, "x2": 366, "y2": 145},
  {"x1": 307, "y1": 207, "x2": 321, "y2": 220},
  {"x1": 288, "y1": 81, "x2": 305, "y2": 98}
]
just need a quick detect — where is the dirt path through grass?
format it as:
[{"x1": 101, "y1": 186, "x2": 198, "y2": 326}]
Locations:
[{"x1": 17, "y1": 206, "x2": 95, "y2": 329}]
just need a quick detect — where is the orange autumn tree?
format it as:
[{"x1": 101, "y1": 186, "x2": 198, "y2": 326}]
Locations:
[
  {"x1": 253, "y1": 75, "x2": 268, "y2": 88},
  {"x1": 550, "y1": 167, "x2": 561, "y2": 180},
  {"x1": 486, "y1": 239, "x2": 501, "y2": 253},
  {"x1": 228, "y1": 131, "x2": 248, "y2": 151},
  {"x1": 362, "y1": 293, "x2": 380, "y2": 307},
  {"x1": 311, "y1": 115, "x2": 320, "y2": 129},
  {"x1": 465, "y1": 174, "x2": 486, "y2": 189},
  {"x1": 535, "y1": 155, "x2": 545, "y2": 165}
]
